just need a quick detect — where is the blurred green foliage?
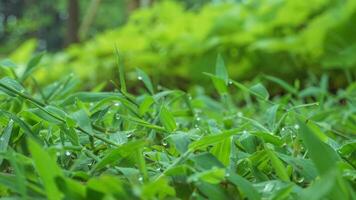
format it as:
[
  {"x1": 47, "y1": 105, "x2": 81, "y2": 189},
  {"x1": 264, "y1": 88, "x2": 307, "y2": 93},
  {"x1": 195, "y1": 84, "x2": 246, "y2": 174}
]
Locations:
[
  {"x1": 0, "y1": 0, "x2": 126, "y2": 53},
  {"x1": 5, "y1": 0, "x2": 356, "y2": 89}
]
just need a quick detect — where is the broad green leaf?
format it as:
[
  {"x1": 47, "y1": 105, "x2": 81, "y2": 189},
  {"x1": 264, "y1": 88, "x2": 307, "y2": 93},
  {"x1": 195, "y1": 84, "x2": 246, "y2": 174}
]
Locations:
[
  {"x1": 204, "y1": 72, "x2": 228, "y2": 95},
  {"x1": 188, "y1": 167, "x2": 225, "y2": 184},
  {"x1": 0, "y1": 77, "x2": 25, "y2": 97},
  {"x1": 210, "y1": 137, "x2": 231, "y2": 166},
  {"x1": 21, "y1": 52, "x2": 44, "y2": 82},
  {"x1": 252, "y1": 131, "x2": 284, "y2": 146},
  {"x1": 86, "y1": 175, "x2": 129, "y2": 199},
  {"x1": 71, "y1": 109, "x2": 93, "y2": 133},
  {"x1": 164, "y1": 165, "x2": 189, "y2": 176},
  {"x1": 265, "y1": 104, "x2": 279, "y2": 131},
  {"x1": 0, "y1": 59, "x2": 17, "y2": 68},
  {"x1": 28, "y1": 139, "x2": 63, "y2": 200},
  {"x1": 226, "y1": 171, "x2": 261, "y2": 200},
  {"x1": 61, "y1": 126, "x2": 79, "y2": 146},
  {"x1": 266, "y1": 149, "x2": 289, "y2": 181},
  {"x1": 94, "y1": 140, "x2": 146, "y2": 171},
  {"x1": 4, "y1": 150, "x2": 30, "y2": 197},
  {"x1": 270, "y1": 184, "x2": 294, "y2": 200},
  {"x1": 297, "y1": 118, "x2": 340, "y2": 175},
  {"x1": 139, "y1": 95, "x2": 155, "y2": 115},
  {"x1": 0, "y1": 110, "x2": 41, "y2": 142},
  {"x1": 277, "y1": 153, "x2": 318, "y2": 181},
  {"x1": 142, "y1": 177, "x2": 176, "y2": 199},
  {"x1": 250, "y1": 83, "x2": 269, "y2": 100},
  {"x1": 167, "y1": 132, "x2": 191, "y2": 153},
  {"x1": 28, "y1": 107, "x2": 63, "y2": 124},
  {"x1": 0, "y1": 173, "x2": 22, "y2": 194},
  {"x1": 196, "y1": 182, "x2": 230, "y2": 200},
  {"x1": 189, "y1": 128, "x2": 240, "y2": 151},
  {"x1": 159, "y1": 106, "x2": 177, "y2": 132},
  {"x1": 338, "y1": 140, "x2": 356, "y2": 156},
  {"x1": 232, "y1": 80, "x2": 270, "y2": 101},
  {"x1": 55, "y1": 177, "x2": 86, "y2": 200},
  {"x1": 192, "y1": 153, "x2": 224, "y2": 170},
  {"x1": 299, "y1": 169, "x2": 352, "y2": 200}
]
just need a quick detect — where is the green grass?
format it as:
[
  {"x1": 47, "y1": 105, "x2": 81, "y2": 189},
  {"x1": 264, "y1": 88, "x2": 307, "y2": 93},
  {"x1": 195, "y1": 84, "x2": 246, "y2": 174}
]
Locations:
[{"x1": 0, "y1": 55, "x2": 355, "y2": 200}]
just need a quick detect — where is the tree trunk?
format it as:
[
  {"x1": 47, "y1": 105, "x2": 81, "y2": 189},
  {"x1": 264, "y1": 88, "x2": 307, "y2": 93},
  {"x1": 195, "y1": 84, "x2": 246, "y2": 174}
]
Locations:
[
  {"x1": 127, "y1": 0, "x2": 140, "y2": 13},
  {"x1": 67, "y1": 0, "x2": 80, "y2": 45}
]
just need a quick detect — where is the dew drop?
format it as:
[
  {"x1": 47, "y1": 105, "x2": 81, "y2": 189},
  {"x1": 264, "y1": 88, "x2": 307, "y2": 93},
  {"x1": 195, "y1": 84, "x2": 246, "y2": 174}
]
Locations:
[
  {"x1": 156, "y1": 167, "x2": 161, "y2": 172},
  {"x1": 225, "y1": 173, "x2": 230, "y2": 177},
  {"x1": 126, "y1": 134, "x2": 132, "y2": 138},
  {"x1": 196, "y1": 117, "x2": 201, "y2": 121},
  {"x1": 263, "y1": 183, "x2": 274, "y2": 192},
  {"x1": 114, "y1": 102, "x2": 120, "y2": 106},
  {"x1": 243, "y1": 130, "x2": 248, "y2": 134},
  {"x1": 162, "y1": 141, "x2": 167, "y2": 146},
  {"x1": 281, "y1": 127, "x2": 285, "y2": 131},
  {"x1": 65, "y1": 151, "x2": 71, "y2": 156},
  {"x1": 297, "y1": 177, "x2": 304, "y2": 183},
  {"x1": 137, "y1": 76, "x2": 143, "y2": 80},
  {"x1": 138, "y1": 176, "x2": 143, "y2": 182},
  {"x1": 294, "y1": 124, "x2": 300, "y2": 130}
]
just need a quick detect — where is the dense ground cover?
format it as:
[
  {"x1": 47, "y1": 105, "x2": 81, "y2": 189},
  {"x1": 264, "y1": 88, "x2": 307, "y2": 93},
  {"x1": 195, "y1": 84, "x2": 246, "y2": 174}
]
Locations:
[{"x1": 0, "y1": 55, "x2": 355, "y2": 199}]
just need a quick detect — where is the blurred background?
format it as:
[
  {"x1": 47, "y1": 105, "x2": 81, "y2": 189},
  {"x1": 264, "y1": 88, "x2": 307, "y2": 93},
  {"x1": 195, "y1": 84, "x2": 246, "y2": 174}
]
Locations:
[{"x1": 0, "y1": 0, "x2": 355, "y2": 90}]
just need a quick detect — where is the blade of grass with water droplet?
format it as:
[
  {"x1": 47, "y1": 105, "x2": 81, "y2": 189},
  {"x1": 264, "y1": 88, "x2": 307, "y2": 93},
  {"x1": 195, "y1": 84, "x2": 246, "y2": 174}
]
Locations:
[{"x1": 137, "y1": 68, "x2": 154, "y2": 94}]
